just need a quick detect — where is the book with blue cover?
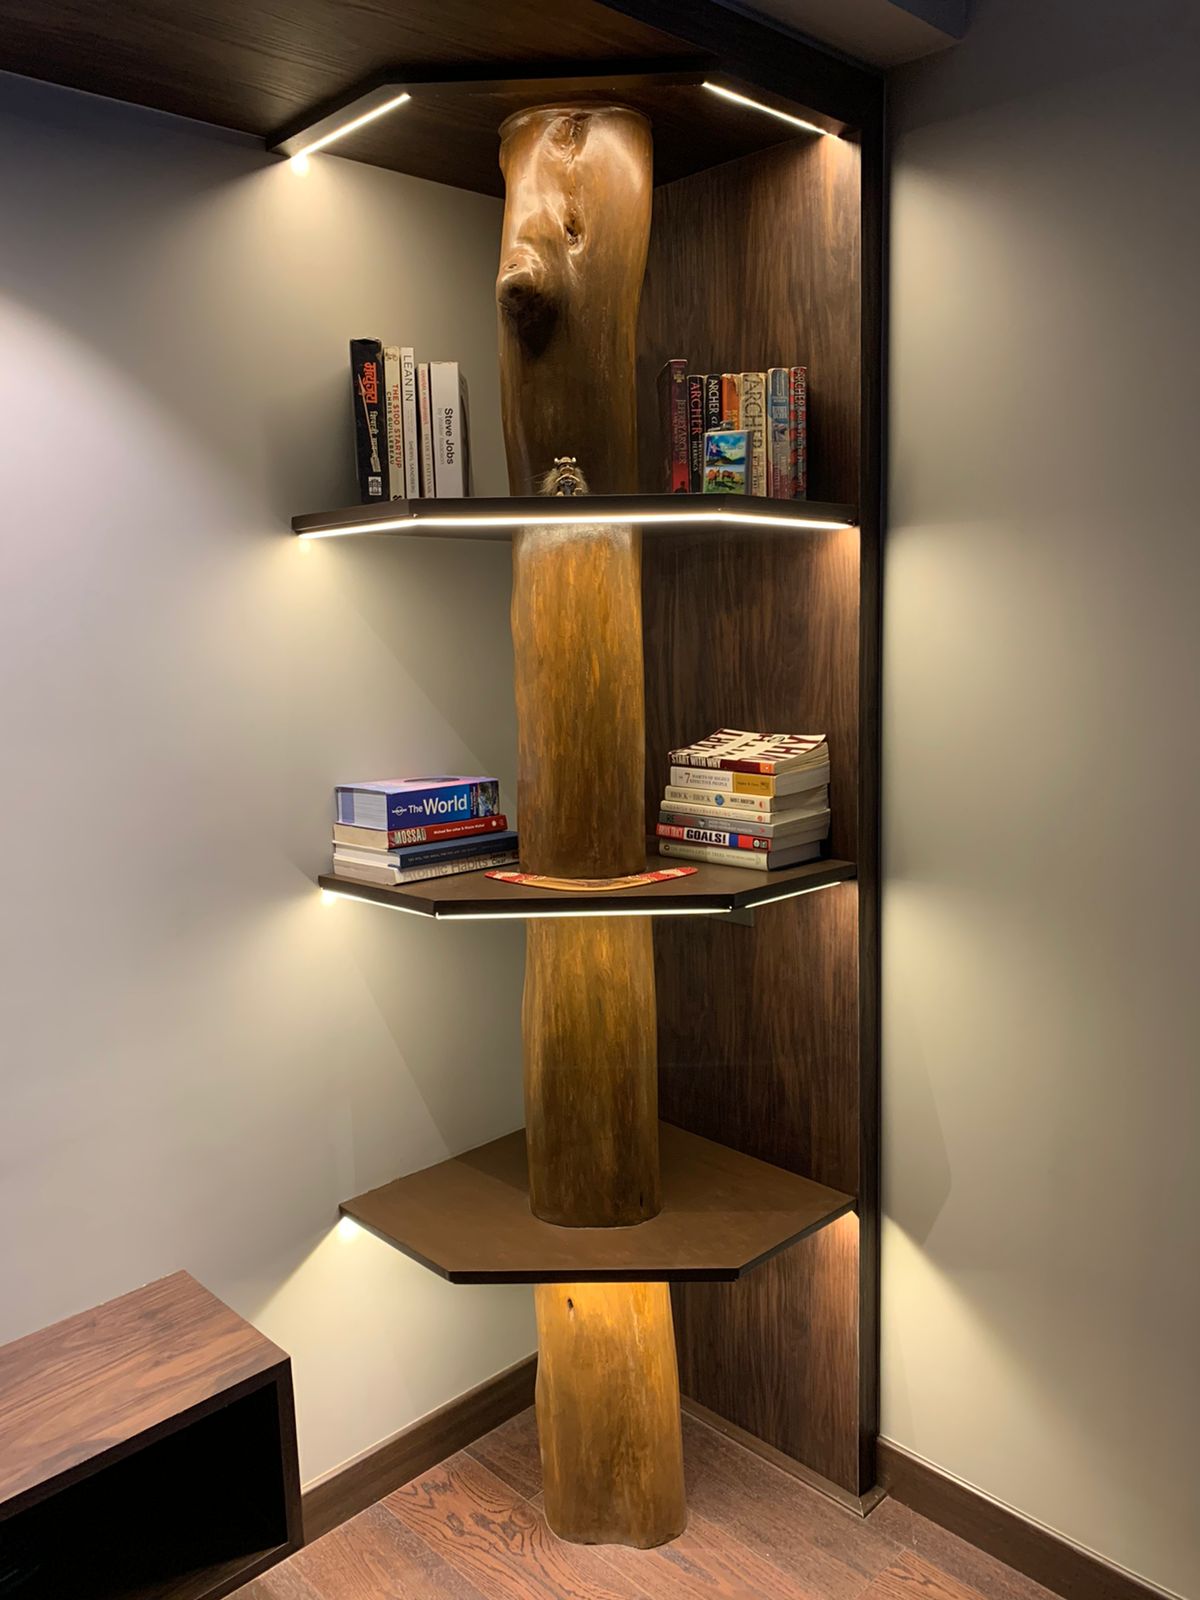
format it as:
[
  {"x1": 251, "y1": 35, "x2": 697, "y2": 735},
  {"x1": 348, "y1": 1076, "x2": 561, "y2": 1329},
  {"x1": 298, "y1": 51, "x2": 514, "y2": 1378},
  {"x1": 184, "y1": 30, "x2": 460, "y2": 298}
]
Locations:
[
  {"x1": 333, "y1": 830, "x2": 518, "y2": 871},
  {"x1": 335, "y1": 777, "x2": 500, "y2": 831}
]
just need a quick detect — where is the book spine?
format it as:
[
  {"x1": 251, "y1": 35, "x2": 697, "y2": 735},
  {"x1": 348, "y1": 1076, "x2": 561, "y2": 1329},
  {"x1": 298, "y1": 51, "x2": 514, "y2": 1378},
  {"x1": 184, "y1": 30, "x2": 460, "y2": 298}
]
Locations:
[
  {"x1": 686, "y1": 373, "x2": 705, "y2": 493},
  {"x1": 400, "y1": 347, "x2": 420, "y2": 498},
  {"x1": 417, "y1": 361, "x2": 436, "y2": 496},
  {"x1": 767, "y1": 367, "x2": 792, "y2": 498},
  {"x1": 658, "y1": 840, "x2": 770, "y2": 870},
  {"x1": 740, "y1": 372, "x2": 767, "y2": 496},
  {"x1": 349, "y1": 338, "x2": 387, "y2": 502},
  {"x1": 658, "y1": 359, "x2": 689, "y2": 492},
  {"x1": 656, "y1": 824, "x2": 772, "y2": 850},
  {"x1": 333, "y1": 815, "x2": 509, "y2": 849},
  {"x1": 377, "y1": 832, "x2": 519, "y2": 870},
  {"x1": 662, "y1": 785, "x2": 776, "y2": 813},
  {"x1": 720, "y1": 372, "x2": 742, "y2": 428},
  {"x1": 383, "y1": 346, "x2": 405, "y2": 500},
  {"x1": 704, "y1": 373, "x2": 723, "y2": 433},
  {"x1": 429, "y1": 362, "x2": 465, "y2": 497},
  {"x1": 789, "y1": 365, "x2": 808, "y2": 498},
  {"x1": 668, "y1": 766, "x2": 776, "y2": 795},
  {"x1": 660, "y1": 810, "x2": 777, "y2": 836},
  {"x1": 333, "y1": 849, "x2": 519, "y2": 887}
]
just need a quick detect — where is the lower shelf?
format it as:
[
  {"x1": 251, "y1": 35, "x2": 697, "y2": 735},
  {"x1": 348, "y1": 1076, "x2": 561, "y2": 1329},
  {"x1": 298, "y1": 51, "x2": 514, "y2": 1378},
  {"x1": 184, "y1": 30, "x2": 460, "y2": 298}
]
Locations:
[
  {"x1": 340, "y1": 1123, "x2": 854, "y2": 1283},
  {"x1": 319, "y1": 855, "x2": 856, "y2": 919}
]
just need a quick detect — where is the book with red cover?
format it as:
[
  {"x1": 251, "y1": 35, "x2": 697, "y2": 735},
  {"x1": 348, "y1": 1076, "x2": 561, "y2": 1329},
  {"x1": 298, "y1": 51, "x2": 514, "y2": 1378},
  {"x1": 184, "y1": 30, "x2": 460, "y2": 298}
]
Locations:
[
  {"x1": 333, "y1": 815, "x2": 509, "y2": 850},
  {"x1": 658, "y1": 359, "x2": 689, "y2": 493}
]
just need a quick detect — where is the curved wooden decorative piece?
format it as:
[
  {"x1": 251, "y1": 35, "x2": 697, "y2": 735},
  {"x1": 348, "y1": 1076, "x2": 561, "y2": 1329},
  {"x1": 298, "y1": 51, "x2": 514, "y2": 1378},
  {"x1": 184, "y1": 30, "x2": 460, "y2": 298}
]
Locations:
[
  {"x1": 535, "y1": 1281, "x2": 686, "y2": 1547},
  {"x1": 498, "y1": 101, "x2": 680, "y2": 1548},
  {"x1": 523, "y1": 916, "x2": 659, "y2": 1227}
]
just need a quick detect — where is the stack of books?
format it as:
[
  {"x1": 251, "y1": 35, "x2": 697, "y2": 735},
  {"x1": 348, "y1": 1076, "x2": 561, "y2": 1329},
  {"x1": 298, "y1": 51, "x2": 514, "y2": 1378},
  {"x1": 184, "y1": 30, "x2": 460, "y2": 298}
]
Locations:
[
  {"x1": 331, "y1": 777, "x2": 517, "y2": 887},
  {"x1": 658, "y1": 360, "x2": 808, "y2": 498},
  {"x1": 350, "y1": 340, "x2": 471, "y2": 504},
  {"x1": 655, "y1": 730, "x2": 830, "y2": 872}
]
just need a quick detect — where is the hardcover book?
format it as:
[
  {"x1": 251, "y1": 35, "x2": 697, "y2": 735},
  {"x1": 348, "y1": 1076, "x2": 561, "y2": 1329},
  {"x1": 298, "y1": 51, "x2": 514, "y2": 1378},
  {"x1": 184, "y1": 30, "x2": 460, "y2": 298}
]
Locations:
[
  {"x1": 429, "y1": 362, "x2": 470, "y2": 498},
  {"x1": 349, "y1": 338, "x2": 387, "y2": 502},
  {"x1": 767, "y1": 367, "x2": 793, "y2": 498},
  {"x1": 790, "y1": 365, "x2": 808, "y2": 498},
  {"x1": 334, "y1": 829, "x2": 518, "y2": 871},
  {"x1": 739, "y1": 372, "x2": 768, "y2": 496},
  {"x1": 686, "y1": 373, "x2": 706, "y2": 493},
  {"x1": 670, "y1": 729, "x2": 828, "y2": 776},
  {"x1": 658, "y1": 838, "x2": 821, "y2": 870},
  {"x1": 335, "y1": 777, "x2": 501, "y2": 831},
  {"x1": 417, "y1": 361, "x2": 436, "y2": 496},
  {"x1": 383, "y1": 345, "x2": 406, "y2": 501},
  {"x1": 332, "y1": 848, "x2": 518, "y2": 887},
  {"x1": 332, "y1": 815, "x2": 509, "y2": 850},
  {"x1": 667, "y1": 764, "x2": 830, "y2": 797},
  {"x1": 400, "y1": 346, "x2": 421, "y2": 498},
  {"x1": 658, "y1": 359, "x2": 689, "y2": 492},
  {"x1": 702, "y1": 429, "x2": 749, "y2": 494}
]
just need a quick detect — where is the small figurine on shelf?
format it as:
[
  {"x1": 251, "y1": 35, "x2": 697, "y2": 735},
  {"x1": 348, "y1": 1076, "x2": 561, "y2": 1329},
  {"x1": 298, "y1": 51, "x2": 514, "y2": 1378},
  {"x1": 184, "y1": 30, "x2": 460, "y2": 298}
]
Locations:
[{"x1": 539, "y1": 456, "x2": 589, "y2": 496}]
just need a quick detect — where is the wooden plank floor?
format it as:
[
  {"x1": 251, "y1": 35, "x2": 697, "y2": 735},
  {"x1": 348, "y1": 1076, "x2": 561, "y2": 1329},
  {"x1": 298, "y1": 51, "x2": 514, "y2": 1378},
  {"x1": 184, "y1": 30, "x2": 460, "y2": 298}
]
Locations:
[{"x1": 241, "y1": 1408, "x2": 1060, "y2": 1600}]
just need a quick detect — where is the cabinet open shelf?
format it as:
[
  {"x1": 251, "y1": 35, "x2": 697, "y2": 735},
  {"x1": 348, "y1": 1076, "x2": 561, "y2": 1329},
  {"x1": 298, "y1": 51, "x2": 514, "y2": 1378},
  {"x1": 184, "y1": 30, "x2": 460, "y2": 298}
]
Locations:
[
  {"x1": 292, "y1": 493, "x2": 858, "y2": 542},
  {"x1": 341, "y1": 1122, "x2": 854, "y2": 1283},
  {"x1": 319, "y1": 855, "x2": 855, "y2": 919}
]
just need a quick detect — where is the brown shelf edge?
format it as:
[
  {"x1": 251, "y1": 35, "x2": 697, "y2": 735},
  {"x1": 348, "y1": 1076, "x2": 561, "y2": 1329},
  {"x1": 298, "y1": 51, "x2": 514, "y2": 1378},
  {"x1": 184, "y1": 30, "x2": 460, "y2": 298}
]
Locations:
[
  {"x1": 317, "y1": 858, "x2": 857, "y2": 919},
  {"x1": 292, "y1": 492, "x2": 858, "y2": 541}
]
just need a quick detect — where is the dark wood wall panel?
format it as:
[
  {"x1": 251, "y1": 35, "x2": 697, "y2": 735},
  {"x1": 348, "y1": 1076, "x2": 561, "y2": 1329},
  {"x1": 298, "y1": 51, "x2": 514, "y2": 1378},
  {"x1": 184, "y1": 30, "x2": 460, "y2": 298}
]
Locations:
[{"x1": 638, "y1": 130, "x2": 874, "y2": 1494}]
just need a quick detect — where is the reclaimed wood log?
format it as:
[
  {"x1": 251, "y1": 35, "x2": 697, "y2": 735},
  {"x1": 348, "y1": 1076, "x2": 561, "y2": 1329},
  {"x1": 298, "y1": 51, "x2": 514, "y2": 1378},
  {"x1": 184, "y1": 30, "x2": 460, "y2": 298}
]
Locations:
[
  {"x1": 535, "y1": 1281, "x2": 686, "y2": 1547},
  {"x1": 523, "y1": 916, "x2": 659, "y2": 1226}
]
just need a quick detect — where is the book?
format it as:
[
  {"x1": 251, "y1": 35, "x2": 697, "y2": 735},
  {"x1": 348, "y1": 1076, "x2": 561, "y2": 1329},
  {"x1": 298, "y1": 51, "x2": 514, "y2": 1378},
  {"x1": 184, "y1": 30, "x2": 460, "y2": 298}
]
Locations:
[
  {"x1": 331, "y1": 848, "x2": 518, "y2": 888},
  {"x1": 663, "y1": 785, "x2": 819, "y2": 815},
  {"x1": 335, "y1": 777, "x2": 501, "y2": 831},
  {"x1": 790, "y1": 365, "x2": 808, "y2": 498},
  {"x1": 332, "y1": 815, "x2": 510, "y2": 850},
  {"x1": 670, "y1": 729, "x2": 828, "y2": 776},
  {"x1": 383, "y1": 345, "x2": 406, "y2": 501},
  {"x1": 658, "y1": 838, "x2": 821, "y2": 870},
  {"x1": 656, "y1": 818, "x2": 829, "y2": 850},
  {"x1": 400, "y1": 346, "x2": 420, "y2": 498},
  {"x1": 429, "y1": 361, "x2": 470, "y2": 498},
  {"x1": 720, "y1": 372, "x2": 742, "y2": 428},
  {"x1": 739, "y1": 371, "x2": 767, "y2": 496},
  {"x1": 349, "y1": 338, "x2": 387, "y2": 501},
  {"x1": 767, "y1": 367, "x2": 793, "y2": 498},
  {"x1": 686, "y1": 373, "x2": 706, "y2": 493},
  {"x1": 658, "y1": 359, "x2": 689, "y2": 492},
  {"x1": 417, "y1": 361, "x2": 436, "y2": 496},
  {"x1": 668, "y1": 763, "x2": 830, "y2": 797},
  {"x1": 702, "y1": 429, "x2": 748, "y2": 494},
  {"x1": 334, "y1": 829, "x2": 518, "y2": 872},
  {"x1": 703, "y1": 373, "x2": 723, "y2": 434},
  {"x1": 659, "y1": 799, "x2": 829, "y2": 834}
]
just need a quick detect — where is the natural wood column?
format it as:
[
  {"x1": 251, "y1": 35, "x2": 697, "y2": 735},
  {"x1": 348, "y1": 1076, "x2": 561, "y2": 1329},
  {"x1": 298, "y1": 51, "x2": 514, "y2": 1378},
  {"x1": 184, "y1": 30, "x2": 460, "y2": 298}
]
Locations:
[
  {"x1": 535, "y1": 1282, "x2": 686, "y2": 1547},
  {"x1": 498, "y1": 102, "x2": 684, "y2": 1547}
]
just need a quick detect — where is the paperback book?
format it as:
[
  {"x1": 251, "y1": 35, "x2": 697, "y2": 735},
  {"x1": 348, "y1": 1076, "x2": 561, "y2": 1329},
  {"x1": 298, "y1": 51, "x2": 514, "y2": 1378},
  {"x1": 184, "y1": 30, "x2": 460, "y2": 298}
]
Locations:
[
  {"x1": 667, "y1": 764, "x2": 830, "y2": 797},
  {"x1": 658, "y1": 358, "x2": 690, "y2": 492},
  {"x1": 703, "y1": 429, "x2": 749, "y2": 494},
  {"x1": 335, "y1": 777, "x2": 500, "y2": 831},
  {"x1": 349, "y1": 338, "x2": 387, "y2": 501},
  {"x1": 383, "y1": 345, "x2": 406, "y2": 501},
  {"x1": 334, "y1": 829, "x2": 518, "y2": 872},
  {"x1": 740, "y1": 371, "x2": 767, "y2": 496},
  {"x1": 658, "y1": 838, "x2": 821, "y2": 870},
  {"x1": 332, "y1": 815, "x2": 509, "y2": 850},
  {"x1": 658, "y1": 803, "x2": 829, "y2": 838},
  {"x1": 670, "y1": 729, "x2": 828, "y2": 776},
  {"x1": 332, "y1": 848, "x2": 518, "y2": 887}
]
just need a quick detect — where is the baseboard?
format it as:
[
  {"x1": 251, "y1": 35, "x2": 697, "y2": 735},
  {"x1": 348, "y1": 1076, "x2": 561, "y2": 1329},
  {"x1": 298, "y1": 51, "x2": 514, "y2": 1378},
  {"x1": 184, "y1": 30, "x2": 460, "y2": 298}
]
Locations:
[
  {"x1": 876, "y1": 1438, "x2": 1183, "y2": 1600},
  {"x1": 683, "y1": 1396, "x2": 886, "y2": 1517},
  {"x1": 301, "y1": 1354, "x2": 537, "y2": 1543}
]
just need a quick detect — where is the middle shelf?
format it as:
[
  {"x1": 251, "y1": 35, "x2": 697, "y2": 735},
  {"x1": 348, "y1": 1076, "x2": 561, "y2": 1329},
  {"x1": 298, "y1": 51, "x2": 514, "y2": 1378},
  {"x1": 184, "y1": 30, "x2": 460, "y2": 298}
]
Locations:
[{"x1": 341, "y1": 1122, "x2": 854, "y2": 1283}]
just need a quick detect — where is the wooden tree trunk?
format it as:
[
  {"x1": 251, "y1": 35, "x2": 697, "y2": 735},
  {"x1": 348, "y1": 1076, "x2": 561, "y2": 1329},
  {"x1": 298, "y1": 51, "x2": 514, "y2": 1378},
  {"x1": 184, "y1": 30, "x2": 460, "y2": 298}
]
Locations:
[
  {"x1": 535, "y1": 1282, "x2": 686, "y2": 1547},
  {"x1": 497, "y1": 103, "x2": 684, "y2": 1548}
]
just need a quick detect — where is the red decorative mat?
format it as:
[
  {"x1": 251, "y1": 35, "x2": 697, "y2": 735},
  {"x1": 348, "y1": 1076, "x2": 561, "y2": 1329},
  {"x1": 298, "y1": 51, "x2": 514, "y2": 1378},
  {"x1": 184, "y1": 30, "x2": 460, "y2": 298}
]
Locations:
[{"x1": 484, "y1": 866, "x2": 698, "y2": 892}]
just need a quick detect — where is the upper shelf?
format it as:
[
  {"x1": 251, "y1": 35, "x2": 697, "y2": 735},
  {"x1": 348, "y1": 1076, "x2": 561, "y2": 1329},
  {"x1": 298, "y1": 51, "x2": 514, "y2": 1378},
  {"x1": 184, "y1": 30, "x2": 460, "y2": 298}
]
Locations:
[
  {"x1": 293, "y1": 493, "x2": 858, "y2": 542},
  {"x1": 341, "y1": 1122, "x2": 854, "y2": 1283},
  {"x1": 319, "y1": 855, "x2": 855, "y2": 919}
]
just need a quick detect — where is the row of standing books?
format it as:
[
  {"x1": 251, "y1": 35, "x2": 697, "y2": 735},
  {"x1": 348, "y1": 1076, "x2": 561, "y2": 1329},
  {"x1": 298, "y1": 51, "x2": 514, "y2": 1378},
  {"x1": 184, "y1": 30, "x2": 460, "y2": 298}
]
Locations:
[
  {"x1": 655, "y1": 729, "x2": 831, "y2": 872},
  {"x1": 330, "y1": 777, "x2": 516, "y2": 887},
  {"x1": 658, "y1": 361, "x2": 808, "y2": 498},
  {"x1": 349, "y1": 340, "x2": 471, "y2": 505}
]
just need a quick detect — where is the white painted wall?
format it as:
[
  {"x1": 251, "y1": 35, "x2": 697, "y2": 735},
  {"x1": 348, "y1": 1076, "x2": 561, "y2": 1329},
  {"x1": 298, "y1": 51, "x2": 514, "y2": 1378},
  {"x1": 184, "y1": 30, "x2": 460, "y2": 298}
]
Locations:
[
  {"x1": 884, "y1": 2, "x2": 1200, "y2": 1593},
  {"x1": 0, "y1": 73, "x2": 535, "y2": 1484}
]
